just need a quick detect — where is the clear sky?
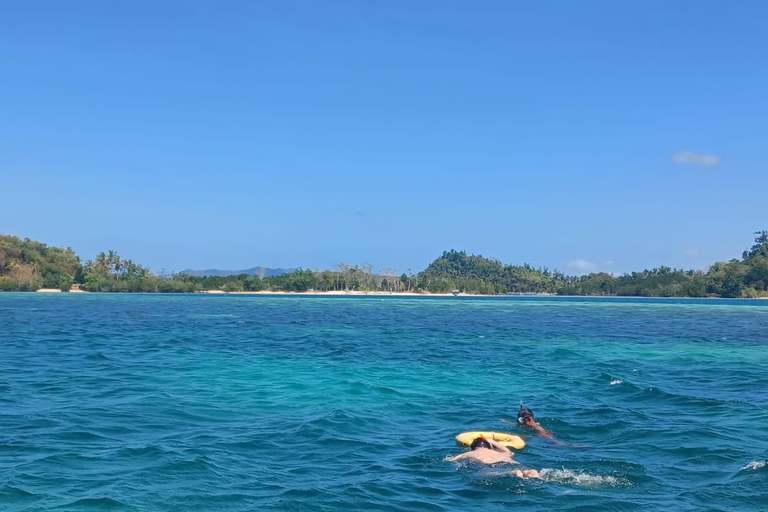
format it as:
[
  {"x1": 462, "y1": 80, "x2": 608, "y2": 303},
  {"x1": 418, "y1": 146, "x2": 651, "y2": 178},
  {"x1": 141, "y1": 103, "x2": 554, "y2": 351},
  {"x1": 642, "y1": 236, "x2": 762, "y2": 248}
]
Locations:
[{"x1": 2, "y1": 1, "x2": 766, "y2": 275}]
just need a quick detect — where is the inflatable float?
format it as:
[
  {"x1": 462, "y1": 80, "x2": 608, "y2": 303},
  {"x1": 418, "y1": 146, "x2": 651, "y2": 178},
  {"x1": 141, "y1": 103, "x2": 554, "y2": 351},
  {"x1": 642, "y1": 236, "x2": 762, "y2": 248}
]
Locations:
[{"x1": 455, "y1": 431, "x2": 525, "y2": 450}]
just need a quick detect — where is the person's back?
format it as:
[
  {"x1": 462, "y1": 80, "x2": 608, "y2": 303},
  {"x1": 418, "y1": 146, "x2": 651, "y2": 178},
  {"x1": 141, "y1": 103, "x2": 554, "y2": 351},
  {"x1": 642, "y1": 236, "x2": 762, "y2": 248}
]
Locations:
[
  {"x1": 458, "y1": 446, "x2": 514, "y2": 464},
  {"x1": 446, "y1": 437, "x2": 539, "y2": 478},
  {"x1": 446, "y1": 436, "x2": 514, "y2": 464}
]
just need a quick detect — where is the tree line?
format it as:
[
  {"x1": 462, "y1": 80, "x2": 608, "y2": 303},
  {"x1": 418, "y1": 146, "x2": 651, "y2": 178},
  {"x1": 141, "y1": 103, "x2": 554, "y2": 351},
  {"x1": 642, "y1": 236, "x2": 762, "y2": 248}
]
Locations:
[
  {"x1": 1, "y1": 231, "x2": 767, "y2": 298},
  {"x1": 557, "y1": 231, "x2": 768, "y2": 298}
]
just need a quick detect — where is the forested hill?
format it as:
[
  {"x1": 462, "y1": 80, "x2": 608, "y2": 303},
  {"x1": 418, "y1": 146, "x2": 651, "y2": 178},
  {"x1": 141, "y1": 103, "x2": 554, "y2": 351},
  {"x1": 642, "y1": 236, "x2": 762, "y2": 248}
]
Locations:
[
  {"x1": 420, "y1": 232, "x2": 768, "y2": 297},
  {"x1": 1, "y1": 232, "x2": 767, "y2": 297},
  {"x1": 0, "y1": 235, "x2": 80, "y2": 291},
  {"x1": 417, "y1": 250, "x2": 568, "y2": 294}
]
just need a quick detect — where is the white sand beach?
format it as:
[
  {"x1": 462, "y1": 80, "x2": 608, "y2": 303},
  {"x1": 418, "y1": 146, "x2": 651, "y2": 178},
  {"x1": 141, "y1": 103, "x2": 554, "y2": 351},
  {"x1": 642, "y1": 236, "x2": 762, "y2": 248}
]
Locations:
[{"x1": 222, "y1": 290, "x2": 463, "y2": 297}]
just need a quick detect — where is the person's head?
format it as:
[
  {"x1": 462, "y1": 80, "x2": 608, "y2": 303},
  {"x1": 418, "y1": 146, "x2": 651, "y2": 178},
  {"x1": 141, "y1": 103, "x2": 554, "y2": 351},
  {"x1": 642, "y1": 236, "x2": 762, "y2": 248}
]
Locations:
[
  {"x1": 470, "y1": 437, "x2": 492, "y2": 450},
  {"x1": 517, "y1": 406, "x2": 535, "y2": 427}
]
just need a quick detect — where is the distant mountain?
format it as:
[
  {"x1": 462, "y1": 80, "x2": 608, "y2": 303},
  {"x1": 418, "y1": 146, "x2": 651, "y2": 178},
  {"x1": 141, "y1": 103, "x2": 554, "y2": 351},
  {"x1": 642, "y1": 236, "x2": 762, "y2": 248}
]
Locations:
[{"x1": 178, "y1": 266, "x2": 295, "y2": 278}]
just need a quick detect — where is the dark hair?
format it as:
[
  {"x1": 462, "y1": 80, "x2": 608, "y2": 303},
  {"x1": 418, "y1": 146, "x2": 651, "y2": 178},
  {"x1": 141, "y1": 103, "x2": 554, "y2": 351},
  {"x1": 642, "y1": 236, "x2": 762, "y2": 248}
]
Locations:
[
  {"x1": 470, "y1": 437, "x2": 492, "y2": 450},
  {"x1": 517, "y1": 407, "x2": 535, "y2": 422}
]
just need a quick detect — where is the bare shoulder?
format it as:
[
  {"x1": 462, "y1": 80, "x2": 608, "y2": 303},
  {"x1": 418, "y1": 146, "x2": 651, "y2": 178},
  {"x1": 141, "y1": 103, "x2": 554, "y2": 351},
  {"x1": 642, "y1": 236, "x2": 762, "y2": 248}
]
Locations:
[{"x1": 445, "y1": 452, "x2": 471, "y2": 462}]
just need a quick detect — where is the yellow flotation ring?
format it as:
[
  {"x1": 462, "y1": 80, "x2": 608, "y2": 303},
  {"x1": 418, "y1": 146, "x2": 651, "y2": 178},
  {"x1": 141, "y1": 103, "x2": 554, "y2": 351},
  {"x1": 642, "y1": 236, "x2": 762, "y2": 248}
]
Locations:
[{"x1": 455, "y1": 431, "x2": 525, "y2": 450}]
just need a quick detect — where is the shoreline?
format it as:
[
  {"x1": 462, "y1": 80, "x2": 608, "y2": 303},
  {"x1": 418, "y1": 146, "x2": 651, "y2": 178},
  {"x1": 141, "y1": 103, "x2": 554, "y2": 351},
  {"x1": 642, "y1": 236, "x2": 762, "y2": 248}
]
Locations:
[
  {"x1": 220, "y1": 290, "x2": 468, "y2": 297},
  {"x1": 198, "y1": 290, "x2": 768, "y2": 299},
  {"x1": 36, "y1": 288, "x2": 88, "y2": 293},
  {"x1": 7, "y1": 290, "x2": 764, "y2": 299}
]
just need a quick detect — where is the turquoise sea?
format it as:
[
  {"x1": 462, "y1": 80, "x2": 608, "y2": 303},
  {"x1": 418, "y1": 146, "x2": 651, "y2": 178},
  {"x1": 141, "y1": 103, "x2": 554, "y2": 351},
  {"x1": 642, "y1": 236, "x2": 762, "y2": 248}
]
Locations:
[{"x1": 1, "y1": 294, "x2": 767, "y2": 511}]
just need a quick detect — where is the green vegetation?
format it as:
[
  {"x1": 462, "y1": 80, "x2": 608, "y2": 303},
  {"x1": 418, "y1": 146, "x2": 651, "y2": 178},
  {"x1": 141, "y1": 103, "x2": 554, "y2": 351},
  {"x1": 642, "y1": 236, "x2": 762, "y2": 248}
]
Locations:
[
  {"x1": 0, "y1": 235, "x2": 80, "y2": 291},
  {"x1": 1, "y1": 231, "x2": 767, "y2": 298},
  {"x1": 416, "y1": 250, "x2": 568, "y2": 294},
  {"x1": 559, "y1": 231, "x2": 768, "y2": 298}
]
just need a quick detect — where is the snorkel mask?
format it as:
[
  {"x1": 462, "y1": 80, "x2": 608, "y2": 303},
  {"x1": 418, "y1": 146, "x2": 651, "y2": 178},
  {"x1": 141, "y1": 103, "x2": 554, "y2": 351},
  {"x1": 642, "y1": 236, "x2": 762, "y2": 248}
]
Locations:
[{"x1": 517, "y1": 401, "x2": 534, "y2": 425}]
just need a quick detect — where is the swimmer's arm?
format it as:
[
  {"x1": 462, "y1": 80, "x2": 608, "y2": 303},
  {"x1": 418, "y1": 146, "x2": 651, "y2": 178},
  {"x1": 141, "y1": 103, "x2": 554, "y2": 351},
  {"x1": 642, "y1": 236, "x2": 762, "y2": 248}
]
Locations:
[
  {"x1": 445, "y1": 452, "x2": 472, "y2": 462},
  {"x1": 487, "y1": 438, "x2": 511, "y2": 453}
]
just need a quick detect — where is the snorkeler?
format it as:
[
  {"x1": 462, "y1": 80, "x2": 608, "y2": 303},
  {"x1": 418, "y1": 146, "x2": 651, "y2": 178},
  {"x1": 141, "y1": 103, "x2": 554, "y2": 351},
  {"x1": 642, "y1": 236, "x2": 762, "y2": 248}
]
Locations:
[
  {"x1": 446, "y1": 436, "x2": 539, "y2": 478},
  {"x1": 501, "y1": 402, "x2": 555, "y2": 440}
]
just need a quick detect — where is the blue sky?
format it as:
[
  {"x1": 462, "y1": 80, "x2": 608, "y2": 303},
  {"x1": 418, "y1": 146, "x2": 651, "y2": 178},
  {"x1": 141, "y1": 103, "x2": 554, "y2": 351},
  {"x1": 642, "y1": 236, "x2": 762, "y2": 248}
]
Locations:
[{"x1": 1, "y1": 1, "x2": 766, "y2": 275}]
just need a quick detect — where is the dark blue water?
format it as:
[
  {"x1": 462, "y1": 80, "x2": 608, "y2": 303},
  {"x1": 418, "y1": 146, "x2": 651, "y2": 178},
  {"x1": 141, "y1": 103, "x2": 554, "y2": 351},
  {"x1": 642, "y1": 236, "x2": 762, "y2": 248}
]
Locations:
[{"x1": 1, "y1": 294, "x2": 767, "y2": 511}]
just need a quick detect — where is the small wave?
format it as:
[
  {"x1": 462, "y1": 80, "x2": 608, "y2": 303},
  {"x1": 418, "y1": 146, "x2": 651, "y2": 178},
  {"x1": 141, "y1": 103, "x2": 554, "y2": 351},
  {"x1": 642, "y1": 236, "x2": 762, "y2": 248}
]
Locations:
[
  {"x1": 55, "y1": 430, "x2": 113, "y2": 442},
  {"x1": 538, "y1": 468, "x2": 624, "y2": 487},
  {"x1": 740, "y1": 460, "x2": 766, "y2": 471},
  {"x1": 85, "y1": 352, "x2": 111, "y2": 361},
  {"x1": 60, "y1": 497, "x2": 129, "y2": 510},
  {"x1": 0, "y1": 485, "x2": 38, "y2": 500},
  {"x1": 610, "y1": 380, "x2": 623, "y2": 386}
]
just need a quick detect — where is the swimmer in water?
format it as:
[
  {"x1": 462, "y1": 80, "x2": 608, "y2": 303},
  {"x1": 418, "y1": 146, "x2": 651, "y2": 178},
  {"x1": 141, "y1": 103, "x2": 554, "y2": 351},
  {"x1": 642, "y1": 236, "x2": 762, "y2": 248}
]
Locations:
[
  {"x1": 446, "y1": 436, "x2": 539, "y2": 478},
  {"x1": 501, "y1": 402, "x2": 555, "y2": 440}
]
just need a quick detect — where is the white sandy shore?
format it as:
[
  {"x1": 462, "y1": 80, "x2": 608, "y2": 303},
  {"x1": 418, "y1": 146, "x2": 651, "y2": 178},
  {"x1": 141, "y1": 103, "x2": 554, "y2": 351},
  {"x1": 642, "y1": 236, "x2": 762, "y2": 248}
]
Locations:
[
  {"x1": 26, "y1": 289, "x2": 766, "y2": 298},
  {"x1": 36, "y1": 288, "x2": 89, "y2": 293},
  {"x1": 209, "y1": 290, "x2": 465, "y2": 297},
  {"x1": 199, "y1": 291, "x2": 768, "y2": 299}
]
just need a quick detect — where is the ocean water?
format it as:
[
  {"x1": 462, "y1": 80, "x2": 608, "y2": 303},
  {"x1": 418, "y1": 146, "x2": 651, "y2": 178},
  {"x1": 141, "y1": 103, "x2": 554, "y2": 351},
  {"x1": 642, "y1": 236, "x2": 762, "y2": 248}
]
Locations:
[{"x1": 1, "y1": 294, "x2": 767, "y2": 512}]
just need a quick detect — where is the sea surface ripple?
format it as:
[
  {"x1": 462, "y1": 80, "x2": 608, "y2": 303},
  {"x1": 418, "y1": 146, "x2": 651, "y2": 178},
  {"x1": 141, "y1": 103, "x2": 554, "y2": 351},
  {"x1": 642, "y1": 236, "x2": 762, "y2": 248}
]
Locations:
[{"x1": 1, "y1": 294, "x2": 767, "y2": 511}]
